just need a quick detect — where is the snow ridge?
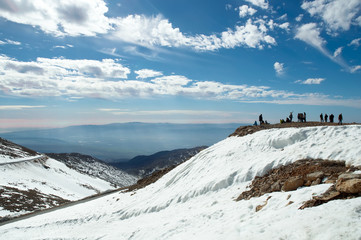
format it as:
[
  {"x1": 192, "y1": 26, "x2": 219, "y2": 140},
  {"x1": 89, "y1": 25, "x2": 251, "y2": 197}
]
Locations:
[{"x1": 1, "y1": 125, "x2": 361, "y2": 239}]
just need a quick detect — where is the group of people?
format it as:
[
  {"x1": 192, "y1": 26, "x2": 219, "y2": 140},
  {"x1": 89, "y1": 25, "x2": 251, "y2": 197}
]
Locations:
[
  {"x1": 320, "y1": 113, "x2": 343, "y2": 124},
  {"x1": 254, "y1": 114, "x2": 269, "y2": 126},
  {"x1": 254, "y1": 112, "x2": 344, "y2": 125}
]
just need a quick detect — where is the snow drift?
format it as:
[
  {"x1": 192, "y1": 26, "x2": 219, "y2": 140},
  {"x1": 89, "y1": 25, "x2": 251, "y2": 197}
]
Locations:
[{"x1": 1, "y1": 125, "x2": 361, "y2": 239}]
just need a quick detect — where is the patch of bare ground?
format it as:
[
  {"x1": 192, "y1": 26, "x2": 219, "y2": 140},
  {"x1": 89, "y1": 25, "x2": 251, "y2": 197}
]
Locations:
[
  {"x1": 229, "y1": 122, "x2": 360, "y2": 138},
  {"x1": 125, "y1": 166, "x2": 174, "y2": 192},
  {"x1": 236, "y1": 159, "x2": 361, "y2": 209},
  {"x1": 125, "y1": 151, "x2": 207, "y2": 192},
  {"x1": 0, "y1": 186, "x2": 69, "y2": 221}
]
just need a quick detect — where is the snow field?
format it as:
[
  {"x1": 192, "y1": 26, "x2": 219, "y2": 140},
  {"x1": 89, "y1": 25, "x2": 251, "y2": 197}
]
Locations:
[{"x1": 1, "y1": 125, "x2": 361, "y2": 239}]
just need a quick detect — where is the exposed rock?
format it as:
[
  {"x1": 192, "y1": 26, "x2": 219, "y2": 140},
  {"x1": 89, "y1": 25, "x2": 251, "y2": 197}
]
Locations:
[
  {"x1": 271, "y1": 180, "x2": 282, "y2": 192},
  {"x1": 237, "y1": 159, "x2": 361, "y2": 208},
  {"x1": 306, "y1": 171, "x2": 324, "y2": 182},
  {"x1": 260, "y1": 183, "x2": 271, "y2": 193},
  {"x1": 282, "y1": 176, "x2": 304, "y2": 192},
  {"x1": 304, "y1": 180, "x2": 312, "y2": 186},
  {"x1": 230, "y1": 122, "x2": 359, "y2": 138},
  {"x1": 338, "y1": 173, "x2": 361, "y2": 181},
  {"x1": 314, "y1": 187, "x2": 341, "y2": 201},
  {"x1": 336, "y1": 179, "x2": 361, "y2": 194},
  {"x1": 299, "y1": 186, "x2": 339, "y2": 209},
  {"x1": 311, "y1": 178, "x2": 321, "y2": 186},
  {"x1": 255, "y1": 196, "x2": 271, "y2": 212}
]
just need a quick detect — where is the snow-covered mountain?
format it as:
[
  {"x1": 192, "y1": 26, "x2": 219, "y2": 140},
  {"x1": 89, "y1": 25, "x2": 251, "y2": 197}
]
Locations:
[
  {"x1": 113, "y1": 146, "x2": 207, "y2": 177},
  {"x1": 0, "y1": 138, "x2": 119, "y2": 219},
  {"x1": 1, "y1": 125, "x2": 361, "y2": 239},
  {"x1": 47, "y1": 153, "x2": 137, "y2": 187}
]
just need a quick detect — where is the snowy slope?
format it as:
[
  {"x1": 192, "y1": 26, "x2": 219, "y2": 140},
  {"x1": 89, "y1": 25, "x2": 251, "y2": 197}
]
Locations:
[
  {"x1": 0, "y1": 137, "x2": 40, "y2": 164},
  {"x1": 1, "y1": 125, "x2": 361, "y2": 239},
  {"x1": 0, "y1": 140, "x2": 117, "y2": 218},
  {"x1": 47, "y1": 153, "x2": 137, "y2": 187}
]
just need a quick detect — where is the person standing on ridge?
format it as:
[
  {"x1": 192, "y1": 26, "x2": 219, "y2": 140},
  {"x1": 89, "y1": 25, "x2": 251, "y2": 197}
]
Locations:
[
  {"x1": 330, "y1": 114, "x2": 334, "y2": 123},
  {"x1": 289, "y1": 112, "x2": 293, "y2": 122},
  {"x1": 325, "y1": 114, "x2": 328, "y2": 122},
  {"x1": 304, "y1": 112, "x2": 307, "y2": 122},
  {"x1": 259, "y1": 114, "x2": 264, "y2": 125},
  {"x1": 338, "y1": 114, "x2": 343, "y2": 125},
  {"x1": 320, "y1": 113, "x2": 324, "y2": 122}
]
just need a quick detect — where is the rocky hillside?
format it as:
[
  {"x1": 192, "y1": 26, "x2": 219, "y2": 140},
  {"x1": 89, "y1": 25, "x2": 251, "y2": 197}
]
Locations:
[
  {"x1": 113, "y1": 146, "x2": 207, "y2": 177},
  {"x1": 0, "y1": 137, "x2": 38, "y2": 161},
  {"x1": 0, "y1": 138, "x2": 117, "y2": 220},
  {"x1": 47, "y1": 153, "x2": 137, "y2": 187}
]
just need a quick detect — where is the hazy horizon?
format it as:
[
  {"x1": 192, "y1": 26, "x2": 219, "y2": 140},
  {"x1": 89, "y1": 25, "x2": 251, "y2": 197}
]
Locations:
[{"x1": 1, "y1": 122, "x2": 242, "y2": 161}]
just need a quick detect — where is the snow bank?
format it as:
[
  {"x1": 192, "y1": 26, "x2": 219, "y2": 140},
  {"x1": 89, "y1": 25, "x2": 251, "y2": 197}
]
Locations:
[{"x1": 1, "y1": 125, "x2": 361, "y2": 239}]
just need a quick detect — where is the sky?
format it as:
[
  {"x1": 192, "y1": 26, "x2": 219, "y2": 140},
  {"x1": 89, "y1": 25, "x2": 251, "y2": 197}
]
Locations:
[{"x1": 0, "y1": 0, "x2": 361, "y2": 131}]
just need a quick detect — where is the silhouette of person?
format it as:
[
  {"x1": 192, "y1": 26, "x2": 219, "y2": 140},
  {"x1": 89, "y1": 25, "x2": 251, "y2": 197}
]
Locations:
[
  {"x1": 338, "y1": 114, "x2": 343, "y2": 125},
  {"x1": 330, "y1": 114, "x2": 334, "y2": 123},
  {"x1": 289, "y1": 112, "x2": 293, "y2": 122},
  {"x1": 325, "y1": 114, "x2": 328, "y2": 122},
  {"x1": 320, "y1": 113, "x2": 324, "y2": 122},
  {"x1": 304, "y1": 112, "x2": 307, "y2": 122},
  {"x1": 259, "y1": 114, "x2": 264, "y2": 125}
]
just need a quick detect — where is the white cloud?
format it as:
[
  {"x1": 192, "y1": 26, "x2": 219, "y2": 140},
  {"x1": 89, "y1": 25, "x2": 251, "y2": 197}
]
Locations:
[
  {"x1": 296, "y1": 78, "x2": 325, "y2": 84},
  {"x1": 247, "y1": 93, "x2": 361, "y2": 108},
  {"x1": 135, "y1": 69, "x2": 163, "y2": 79},
  {"x1": 0, "y1": 1, "x2": 277, "y2": 52},
  {"x1": 0, "y1": 0, "x2": 112, "y2": 37},
  {"x1": 238, "y1": 5, "x2": 257, "y2": 18},
  {"x1": 302, "y1": 0, "x2": 361, "y2": 33},
  {"x1": 278, "y1": 22, "x2": 290, "y2": 31},
  {"x1": 295, "y1": 23, "x2": 356, "y2": 72},
  {"x1": 333, "y1": 47, "x2": 343, "y2": 57},
  {"x1": 53, "y1": 44, "x2": 73, "y2": 49},
  {"x1": 350, "y1": 65, "x2": 361, "y2": 73},
  {"x1": 245, "y1": 0, "x2": 269, "y2": 9},
  {"x1": 296, "y1": 14, "x2": 304, "y2": 22},
  {"x1": 295, "y1": 23, "x2": 328, "y2": 55},
  {"x1": 0, "y1": 55, "x2": 294, "y2": 101},
  {"x1": 348, "y1": 38, "x2": 361, "y2": 47},
  {"x1": 278, "y1": 14, "x2": 288, "y2": 21},
  {"x1": 101, "y1": 109, "x2": 236, "y2": 117},
  {"x1": 225, "y1": 4, "x2": 233, "y2": 11},
  {"x1": 0, "y1": 55, "x2": 359, "y2": 108},
  {"x1": 36, "y1": 58, "x2": 130, "y2": 79},
  {"x1": 0, "y1": 105, "x2": 45, "y2": 110},
  {"x1": 110, "y1": 15, "x2": 276, "y2": 51},
  {"x1": 274, "y1": 62, "x2": 285, "y2": 75},
  {"x1": 0, "y1": 39, "x2": 21, "y2": 45}
]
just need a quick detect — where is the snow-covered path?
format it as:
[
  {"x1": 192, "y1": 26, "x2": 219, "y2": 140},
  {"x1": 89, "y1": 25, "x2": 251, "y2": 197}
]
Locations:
[
  {"x1": 1, "y1": 125, "x2": 361, "y2": 239},
  {"x1": 0, "y1": 154, "x2": 48, "y2": 166}
]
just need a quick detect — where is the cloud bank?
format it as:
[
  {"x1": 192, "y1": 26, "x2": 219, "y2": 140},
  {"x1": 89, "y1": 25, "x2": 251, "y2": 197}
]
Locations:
[
  {"x1": 0, "y1": 55, "x2": 359, "y2": 108},
  {"x1": 0, "y1": 1, "x2": 276, "y2": 51}
]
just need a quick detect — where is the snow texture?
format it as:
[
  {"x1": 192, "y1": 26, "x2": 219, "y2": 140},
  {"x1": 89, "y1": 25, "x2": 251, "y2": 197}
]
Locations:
[{"x1": 1, "y1": 125, "x2": 361, "y2": 239}]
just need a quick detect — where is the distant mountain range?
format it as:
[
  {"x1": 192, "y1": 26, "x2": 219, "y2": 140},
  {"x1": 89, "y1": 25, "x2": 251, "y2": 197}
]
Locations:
[
  {"x1": 113, "y1": 146, "x2": 208, "y2": 177},
  {"x1": 1, "y1": 122, "x2": 241, "y2": 161}
]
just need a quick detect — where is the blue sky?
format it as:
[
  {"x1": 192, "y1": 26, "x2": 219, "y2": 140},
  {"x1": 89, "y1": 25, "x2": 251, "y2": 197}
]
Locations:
[{"x1": 0, "y1": 0, "x2": 361, "y2": 131}]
